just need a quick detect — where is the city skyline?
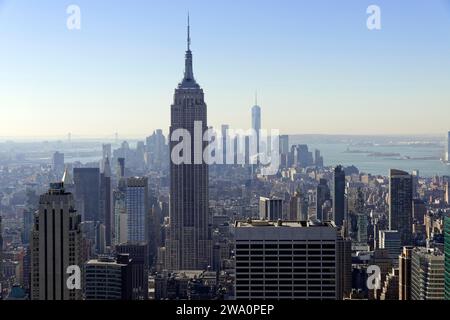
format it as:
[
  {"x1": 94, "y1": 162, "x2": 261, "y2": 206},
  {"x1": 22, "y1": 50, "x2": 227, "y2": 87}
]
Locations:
[
  {"x1": 1, "y1": 1, "x2": 450, "y2": 305},
  {"x1": 1, "y1": 0, "x2": 450, "y2": 137}
]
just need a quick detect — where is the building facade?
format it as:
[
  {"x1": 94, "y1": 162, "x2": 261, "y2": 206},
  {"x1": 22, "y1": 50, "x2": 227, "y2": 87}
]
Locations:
[
  {"x1": 166, "y1": 18, "x2": 211, "y2": 271},
  {"x1": 126, "y1": 177, "x2": 149, "y2": 243},
  {"x1": 84, "y1": 254, "x2": 132, "y2": 300},
  {"x1": 73, "y1": 168, "x2": 100, "y2": 222},
  {"x1": 116, "y1": 243, "x2": 149, "y2": 300},
  {"x1": 389, "y1": 169, "x2": 413, "y2": 246},
  {"x1": 333, "y1": 166, "x2": 346, "y2": 227},
  {"x1": 379, "y1": 230, "x2": 401, "y2": 262},
  {"x1": 234, "y1": 220, "x2": 351, "y2": 300},
  {"x1": 316, "y1": 179, "x2": 331, "y2": 221},
  {"x1": 411, "y1": 247, "x2": 445, "y2": 300},
  {"x1": 259, "y1": 197, "x2": 283, "y2": 221},
  {"x1": 399, "y1": 246, "x2": 413, "y2": 300},
  {"x1": 30, "y1": 182, "x2": 83, "y2": 300}
]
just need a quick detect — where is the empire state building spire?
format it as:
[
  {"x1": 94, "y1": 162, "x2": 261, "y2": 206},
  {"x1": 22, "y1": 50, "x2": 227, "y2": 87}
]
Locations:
[
  {"x1": 181, "y1": 13, "x2": 198, "y2": 88},
  {"x1": 167, "y1": 13, "x2": 211, "y2": 271}
]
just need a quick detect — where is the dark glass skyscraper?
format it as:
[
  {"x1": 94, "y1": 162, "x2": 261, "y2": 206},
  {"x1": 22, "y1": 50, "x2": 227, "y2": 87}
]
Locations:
[
  {"x1": 100, "y1": 159, "x2": 112, "y2": 246},
  {"x1": 333, "y1": 165, "x2": 346, "y2": 227},
  {"x1": 316, "y1": 179, "x2": 331, "y2": 222},
  {"x1": 116, "y1": 243, "x2": 149, "y2": 300},
  {"x1": 73, "y1": 168, "x2": 100, "y2": 222},
  {"x1": 389, "y1": 169, "x2": 413, "y2": 246},
  {"x1": 166, "y1": 17, "x2": 211, "y2": 271}
]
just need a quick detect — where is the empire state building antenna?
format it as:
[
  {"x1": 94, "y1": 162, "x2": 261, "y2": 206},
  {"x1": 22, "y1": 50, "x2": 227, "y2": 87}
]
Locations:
[{"x1": 187, "y1": 12, "x2": 191, "y2": 51}]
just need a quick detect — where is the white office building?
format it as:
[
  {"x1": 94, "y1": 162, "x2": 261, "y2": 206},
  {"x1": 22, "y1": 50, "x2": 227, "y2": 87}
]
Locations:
[{"x1": 234, "y1": 220, "x2": 351, "y2": 300}]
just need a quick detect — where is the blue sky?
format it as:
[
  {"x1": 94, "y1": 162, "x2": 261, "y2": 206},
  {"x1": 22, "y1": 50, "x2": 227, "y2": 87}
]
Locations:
[{"x1": 0, "y1": 0, "x2": 450, "y2": 138}]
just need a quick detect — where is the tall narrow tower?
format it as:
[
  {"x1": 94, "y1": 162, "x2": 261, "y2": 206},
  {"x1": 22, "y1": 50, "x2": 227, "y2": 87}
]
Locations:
[
  {"x1": 389, "y1": 169, "x2": 413, "y2": 246},
  {"x1": 251, "y1": 93, "x2": 261, "y2": 163},
  {"x1": 166, "y1": 16, "x2": 211, "y2": 270},
  {"x1": 333, "y1": 165, "x2": 346, "y2": 227},
  {"x1": 30, "y1": 182, "x2": 83, "y2": 300}
]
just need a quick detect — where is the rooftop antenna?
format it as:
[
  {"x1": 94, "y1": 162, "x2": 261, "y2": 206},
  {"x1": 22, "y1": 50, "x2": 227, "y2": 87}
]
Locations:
[{"x1": 187, "y1": 12, "x2": 191, "y2": 51}]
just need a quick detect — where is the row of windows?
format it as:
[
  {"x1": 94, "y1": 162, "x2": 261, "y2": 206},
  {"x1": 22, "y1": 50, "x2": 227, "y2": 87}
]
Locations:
[
  {"x1": 237, "y1": 254, "x2": 333, "y2": 261},
  {"x1": 236, "y1": 264, "x2": 336, "y2": 269},
  {"x1": 237, "y1": 256, "x2": 335, "y2": 262},
  {"x1": 236, "y1": 256, "x2": 336, "y2": 261},
  {"x1": 236, "y1": 251, "x2": 335, "y2": 256},
  {"x1": 236, "y1": 244, "x2": 335, "y2": 249},
  {"x1": 237, "y1": 264, "x2": 336, "y2": 269},
  {"x1": 236, "y1": 274, "x2": 335, "y2": 280},
  {"x1": 85, "y1": 289, "x2": 122, "y2": 293},
  {"x1": 236, "y1": 293, "x2": 336, "y2": 298},
  {"x1": 236, "y1": 280, "x2": 336, "y2": 285},
  {"x1": 236, "y1": 272, "x2": 336, "y2": 276}
]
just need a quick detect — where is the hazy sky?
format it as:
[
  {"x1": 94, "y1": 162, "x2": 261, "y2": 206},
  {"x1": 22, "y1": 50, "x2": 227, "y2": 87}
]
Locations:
[{"x1": 1, "y1": 0, "x2": 450, "y2": 139}]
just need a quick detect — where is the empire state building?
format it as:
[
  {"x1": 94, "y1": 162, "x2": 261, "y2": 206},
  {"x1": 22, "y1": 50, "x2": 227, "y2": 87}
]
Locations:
[{"x1": 166, "y1": 17, "x2": 212, "y2": 270}]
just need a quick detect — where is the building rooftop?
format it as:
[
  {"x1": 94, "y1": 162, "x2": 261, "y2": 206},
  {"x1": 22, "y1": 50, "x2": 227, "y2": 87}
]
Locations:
[
  {"x1": 414, "y1": 247, "x2": 444, "y2": 257},
  {"x1": 235, "y1": 220, "x2": 336, "y2": 228}
]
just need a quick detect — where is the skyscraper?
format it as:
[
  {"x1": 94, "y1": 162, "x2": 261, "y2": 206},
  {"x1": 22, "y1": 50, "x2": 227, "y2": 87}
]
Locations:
[
  {"x1": 100, "y1": 159, "x2": 112, "y2": 246},
  {"x1": 22, "y1": 209, "x2": 33, "y2": 245},
  {"x1": 84, "y1": 254, "x2": 132, "y2": 300},
  {"x1": 333, "y1": 165, "x2": 346, "y2": 227},
  {"x1": 117, "y1": 158, "x2": 125, "y2": 179},
  {"x1": 389, "y1": 169, "x2": 413, "y2": 246},
  {"x1": 412, "y1": 170, "x2": 419, "y2": 198},
  {"x1": 379, "y1": 230, "x2": 401, "y2": 262},
  {"x1": 380, "y1": 268, "x2": 400, "y2": 300},
  {"x1": 259, "y1": 197, "x2": 283, "y2": 221},
  {"x1": 80, "y1": 221, "x2": 106, "y2": 257},
  {"x1": 289, "y1": 191, "x2": 308, "y2": 221},
  {"x1": 166, "y1": 17, "x2": 211, "y2": 270},
  {"x1": 146, "y1": 129, "x2": 167, "y2": 170},
  {"x1": 113, "y1": 190, "x2": 127, "y2": 245},
  {"x1": 30, "y1": 182, "x2": 82, "y2": 300},
  {"x1": 73, "y1": 168, "x2": 101, "y2": 222},
  {"x1": 52, "y1": 152, "x2": 65, "y2": 176},
  {"x1": 126, "y1": 177, "x2": 148, "y2": 243},
  {"x1": 316, "y1": 179, "x2": 330, "y2": 221},
  {"x1": 356, "y1": 213, "x2": 368, "y2": 245},
  {"x1": 116, "y1": 243, "x2": 149, "y2": 300},
  {"x1": 291, "y1": 145, "x2": 314, "y2": 168},
  {"x1": 412, "y1": 199, "x2": 426, "y2": 225},
  {"x1": 411, "y1": 247, "x2": 445, "y2": 300},
  {"x1": 221, "y1": 124, "x2": 230, "y2": 163},
  {"x1": 399, "y1": 246, "x2": 413, "y2": 300},
  {"x1": 279, "y1": 135, "x2": 289, "y2": 168},
  {"x1": 234, "y1": 220, "x2": 351, "y2": 300},
  {"x1": 251, "y1": 95, "x2": 261, "y2": 162},
  {"x1": 101, "y1": 144, "x2": 112, "y2": 172},
  {"x1": 314, "y1": 149, "x2": 324, "y2": 168}
]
